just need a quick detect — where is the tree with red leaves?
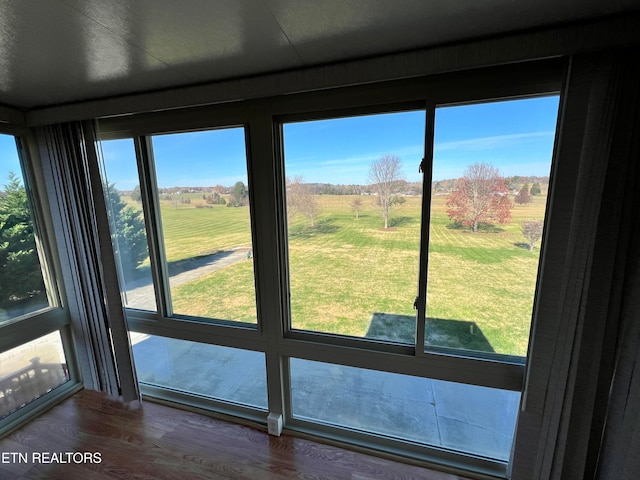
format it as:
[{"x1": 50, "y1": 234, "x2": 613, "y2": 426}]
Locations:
[{"x1": 446, "y1": 163, "x2": 513, "y2": 232}]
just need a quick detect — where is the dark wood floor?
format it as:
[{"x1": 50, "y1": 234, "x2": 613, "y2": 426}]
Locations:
[{"x1": 0, "y1": 390, "x2": 472, "y2": 480}]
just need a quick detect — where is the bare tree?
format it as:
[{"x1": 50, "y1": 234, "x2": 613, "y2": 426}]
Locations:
[
  {"x1": 351, "y1": 197, "x2": 363, "y2": 219},
  {"x1": 369, "y1": 154, "x2": 404, "y2": 229},
  {"x1": 286, "y1": 176, "x2": 320, "y2": 227},
  {"x1": 521, "y1": 219, "x2": 544, "y2": 251}
]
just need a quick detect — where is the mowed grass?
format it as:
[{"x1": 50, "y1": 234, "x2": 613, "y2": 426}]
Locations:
[
  {"x1": 160, "y1": 193, "x2": 547, "y2": 356},
  {"x1": 160, "y1": 201, "x2": 253, "y2": 261},
  {"x1": 426, "y1": 196, "x2": 546, "y2": 355}
]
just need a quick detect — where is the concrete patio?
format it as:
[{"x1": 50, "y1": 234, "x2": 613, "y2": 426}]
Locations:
[{"x1": 131, "y1": 333, "x2": 519, "y2": 462}]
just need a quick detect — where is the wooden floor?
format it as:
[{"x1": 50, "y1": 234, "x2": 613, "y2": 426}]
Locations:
[{"x1": 0, "y1": 390, "x2": 472, "y2": 480}]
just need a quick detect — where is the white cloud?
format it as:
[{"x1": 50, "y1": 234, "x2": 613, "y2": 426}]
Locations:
[{"x1": 435, "y1": 132, "x2": 554, "y2": 152}]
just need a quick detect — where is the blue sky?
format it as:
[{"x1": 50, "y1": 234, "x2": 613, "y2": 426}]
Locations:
[
  {"x1": 0, "y1": 134, "x2": 23, "y2": 188},
  {"x1": 1, "y1": 95, "x2": 559, "y2": 191}
]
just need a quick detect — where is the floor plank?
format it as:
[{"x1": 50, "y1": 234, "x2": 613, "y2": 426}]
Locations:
[{"x1": 0, "y1": 390, "x2": 472, "y2": 480}]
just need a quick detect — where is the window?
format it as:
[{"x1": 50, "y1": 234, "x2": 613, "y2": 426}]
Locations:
[
  {"x1": 132, "y1": 334, "x2": 267, "y2": 409},
  {"x1": 100, "y1": 138, "x2": 156, "y2": 311},
  {"x1": 425, "y1": 97, "x2": 559, "y2": 358},
  {"x1": 101, "y1": 125, "x2": 265, "y2": 419},
  {"x1": 0, "y1": 332, "x2": 69, "y2": 419},
  {"x1": 151, "y1": 128, "x2": 257, "y2": 323},
  {"x1": 290, "y1": 358, "x2": 519, "y2": 461},
  {"x1": 0, "y1": 134, "x2": 49, "y2": 324},
  {"x1": 97, "y1": 61, "x2": 563, "y2": 478},
  {"x1": 0, "y1": 131, "x2": 78, "y2": 433},
  {"x1": 283, "y1": 111, "x2": 425, "y2": 343},
  {"x1": 101, "y1": 128, "x2": 258, "y2": 323},
  {"x1": 280, "y1": 97, "x2": 558, "y2": 359},
  {"x1": 278, "y1": 95, "x2": 559, "y2": 472}
]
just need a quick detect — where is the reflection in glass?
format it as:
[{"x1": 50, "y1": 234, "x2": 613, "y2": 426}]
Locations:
[
  {"x1": 151, "y1": 128, "x2": 257, "y2": 323},
  {"x1": 0, "y1": 332, "x2": 69, "y2": 418},
  {"x1": 100, "y1": 139, "x2": 156, "y2": 311},
  {"x1": 0, "y1": 134, "x2": 49, "y2": 323},
  {"x1": 283, "y1": 111, "x2": 425, "y2": 343},
  {"x1": 426, "y1": 96, "x2": 559, "y2": 357}
]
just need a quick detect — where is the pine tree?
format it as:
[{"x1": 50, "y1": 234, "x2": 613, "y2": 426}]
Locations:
[
  {"x1": 104, "y1": 184, "x2": 148, "y2": 274},
  {"x1": 0, "y1": 173, "x2": 46, "y2": 309}
]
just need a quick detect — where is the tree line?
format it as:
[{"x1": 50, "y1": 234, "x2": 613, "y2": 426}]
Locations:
[{"x1": 287, "y1": 156, "x2": 545, "y2": 250}]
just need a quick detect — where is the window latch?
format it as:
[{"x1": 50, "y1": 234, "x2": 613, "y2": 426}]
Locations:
[
  {"x1": 413, "y1": 296, "x2": 419, "y2": 310},
  {"x1": 418, "y1": 158, "x2": 425, "y2": 173}
]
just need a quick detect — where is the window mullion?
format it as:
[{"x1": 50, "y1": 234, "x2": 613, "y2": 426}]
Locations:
[
  {"x1": 133, "y1": 136, "x2": 173, "y2": 318},
  {"x1": 415, "y1": 105, "x2": 435, "y2": 357}
]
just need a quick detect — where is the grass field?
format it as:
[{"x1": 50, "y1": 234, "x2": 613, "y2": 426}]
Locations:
[{"x1": 147, "y1": 192, "x2": 547, "y2": 357}]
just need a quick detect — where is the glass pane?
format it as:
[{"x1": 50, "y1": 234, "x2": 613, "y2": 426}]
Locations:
[
  {"x1": 100, "y1": 139, "x2": 155, "y2": 311},
  {"x1": 0, "y1": 134, "x2": 49, "y2": 323},
  {"x1": 131, "y1": 333, "x2": 267, "y2": 409},
  {"x1": 283, "y1": 111, "x2": 425, "y2": 343},
  {"x1": 290, "y1": 358, "x2": 519, "y2": 461},
  {"x1": 427, "y1": 96, "x2": 559, "y2": 357},
  {"x1": 151, "y1": 129, "x2": 257, "y2": 323},
  {"x1": 0, "y1": 332, "x2": 70, "y2": 418}
]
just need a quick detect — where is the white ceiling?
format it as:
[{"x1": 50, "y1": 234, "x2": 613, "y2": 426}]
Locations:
[{"x1": 1, "y1": 0, "x2": 639, "y2": 110}]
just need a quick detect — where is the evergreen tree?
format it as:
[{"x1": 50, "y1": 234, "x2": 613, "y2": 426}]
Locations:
[
  {"x1": 530, "y1": 182, "x2": 542, "y2": 196},
  {"x1": 104, "y1": 184, "x2": 148, "y2": 274},
  {"x1": 228, "y1": 181, "x2": 248, "y2": 207},
  {"x1": 0, "y1": 173, "x2": 45, "y2": 309}
]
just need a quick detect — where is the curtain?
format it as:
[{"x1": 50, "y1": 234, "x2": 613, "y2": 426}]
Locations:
[
  {"x1": 594, "y1": 54, "x2": 640, "y2": 480},
  {"x1": 595, "y1": 219, "x2": 640, "y2": 478},
  {"x1": 512, "y1": 49, "x2": 640, "y2": 480},
  {"x1": 35, "y1": 121, "x2": 139, "y2": 402}
]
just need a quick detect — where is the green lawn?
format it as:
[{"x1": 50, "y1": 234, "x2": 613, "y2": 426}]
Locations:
[
  {"x1": 159, "y1": 200, "x2": 253, "y2": 262},
  {"x1": 154, "y1": 193, "x2": 547, "y2": 356}
]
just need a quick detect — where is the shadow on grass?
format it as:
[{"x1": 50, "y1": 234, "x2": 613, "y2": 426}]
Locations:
[
  {"x1": 123, "y1": 249, "x2": 241, "y2": 289},
  {"x1": 388, "y1": 216, "x2": 415, "y2": 228},
  {"x1": 289, "y1": 218, "x2": 340, "y2": 238},
  {"x1": 446, "y1": 222, "x2": 506, "y2": 234},
  {"x1": 366, "y1": 312, "x2": 494, "y2": 353},
  {"x1": 514, "y1": 242, "x2": 534, "y2": 251},
  {"x1": 166, "y1": 250, "x2": 237, "y2": 276}
]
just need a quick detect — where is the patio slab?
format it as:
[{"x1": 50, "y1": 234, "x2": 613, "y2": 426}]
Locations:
[{"x1": 131, "y1": 335, "x2": 518, "y2": 461}]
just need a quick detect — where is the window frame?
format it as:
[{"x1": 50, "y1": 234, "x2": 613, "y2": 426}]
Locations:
[
  {"x1": 0, "y1": 126, "x2": 81, "y2": 436},
  {"x1": 97, "y1": 58, "x2": 565, "y2": 477}
]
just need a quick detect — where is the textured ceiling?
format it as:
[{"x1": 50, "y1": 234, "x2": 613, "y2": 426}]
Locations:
[{"x1": 0, "y1": 0, "x2": 639, "y2": 109}]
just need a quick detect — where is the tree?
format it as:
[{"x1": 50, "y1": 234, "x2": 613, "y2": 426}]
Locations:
[
  {"x1": 515, "y1": 184, "x2": 532, "y2": 205},
  {"x1": 287, "y1": 176, "x2": 320, "y2": 227},
  {"x1": 131, "y1": 185, "x2": 142, "y2": 202},
  {"x1": 369, "y1": 154, "x2": 405, "y2": 229},
  {"x1": 228, "y1": 181, "x2": 248, "y2": 207},
  {"x1": 446, "y1": 162, "x2": 512, "y2": 232},
  {"x1": 104, "y1": 184, "x2": 148, "y2": 274},
  {"x1": 0, "y1": 173, "x2": 46, "y2": 309},
  {"x1": 530, "y1": 182, "x2": 542, "y2": 196},
  {"x1": 521, "y1": 219, "x2": 544, "y2": 251},
  {"x1": 351, "y1": 197, "x2": 363, "y2": 219}
]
